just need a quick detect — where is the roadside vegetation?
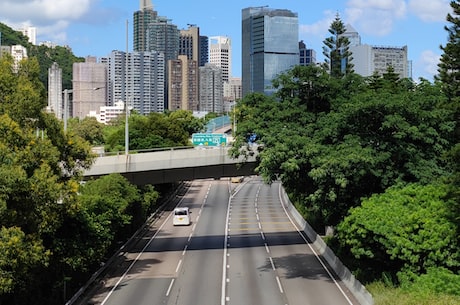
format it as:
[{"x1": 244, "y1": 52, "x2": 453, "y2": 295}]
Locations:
[
  {"x1": 1, "y1": 3, "x2": 459, "y2": 305},
  {"x1": 0, "y1": 52, "x2": 203, "y2": 304},
  {"x1": 230, "y1": 4, "x2": 460, "y2": 304}
]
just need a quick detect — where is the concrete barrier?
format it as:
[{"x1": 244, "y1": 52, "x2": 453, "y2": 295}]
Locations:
[{"x1": 279, "y1": 184, "x2": 374, "y2": 305}]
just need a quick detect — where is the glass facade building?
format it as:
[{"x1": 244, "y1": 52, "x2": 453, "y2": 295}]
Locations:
[{"x1": 242, "y1": 7, "x2": 299, "y2": 96}]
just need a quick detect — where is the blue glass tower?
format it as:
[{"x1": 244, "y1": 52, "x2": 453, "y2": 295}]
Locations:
[{"x1": 242, "y1": 7, "x2": 299, "y2": 96}]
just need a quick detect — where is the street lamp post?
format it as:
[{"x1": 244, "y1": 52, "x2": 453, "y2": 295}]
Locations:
[{"x1": 125, "y1": 100, "x2": 129, "y2": 155}]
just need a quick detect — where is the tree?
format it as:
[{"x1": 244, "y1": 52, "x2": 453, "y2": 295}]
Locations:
[
  {"x1": 68, "y1": 116, "x2": 105, "y2": 145},
  {"x1": 337, "y1": 183, "x2": 460, "y2": 283},
  {"x1": 437, "y1": 0, "x2": 460, "y2": 142},
  {"x1": 322, "y1": 13, "x2": 354, "y2": 77},
  {"x1": 437, "y1": 0, "x2": 460, "y2": 105},
  {"x1": 231, "y1": 65, "x2": 453, "y2": 228},
  {"x1": 0, "y1": 56, "x2": 94, "y2": 304},
  {"x1": 0, "y1": 227, "x2": 49, "y2": 294},
  {"x1": 104, "y1": 111, "x2": 193, "y2": 152}
]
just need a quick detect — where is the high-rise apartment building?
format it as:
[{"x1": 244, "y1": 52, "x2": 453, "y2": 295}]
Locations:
[
  {"x1": 20, "y1": 26, "x2": 36, "y2": 45},
  {"x1": 146, "y1": 16, "x2": 179, "y2": 60},
  {"x1": 168, "y1": 55, "x2": 199, "y2": 111},
  {"x1": 242, "y1": 7, "x2": 299, "y2": 96},
  {"x1": 101, "y1": 50, "x2": 165, "y2": 115},
  {"x1": 11, "y1": 45, "x2": 27, "y2": 71},
  {"x1": 179, "y1": 25, "x2": 200, "y2": 62},
  {"x1": 133, "y1": 0, "x2": 158, "y2": 52},
  {"x1": 47, "y1": 62, "x2": 63, "y2": 120},
  {"x1": 72, "y1": 56, "x2": 107, "y2": 119},
  {"x1": 224, "y1": 77, "x2": 242, "y2": 101},
  {"x1": 144, "y1": 13, "x2": 179, "y2": 110},
  {"x1": 199, "y1": 63, "x2": 223, "y2": 113},
  {"x1": 209, "y1": 36, "x2": 231, "y2": 83},
  {"x1": 199, "y1": 36, "x2": 209, "y2": 67}
]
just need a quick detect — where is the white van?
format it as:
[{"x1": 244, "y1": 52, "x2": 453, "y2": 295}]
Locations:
[{"x1": 173, "y1": 207, "x2": 191, "y2": 226}]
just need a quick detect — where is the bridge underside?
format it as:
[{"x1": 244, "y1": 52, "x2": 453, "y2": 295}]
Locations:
[{"x1": 84, "y1": 162, "x2": 258, "y2": 186}]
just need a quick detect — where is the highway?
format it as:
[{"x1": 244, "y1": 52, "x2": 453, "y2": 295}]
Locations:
[{"x1": 86, "y1": 177, "x2": 360, "y2": 305}]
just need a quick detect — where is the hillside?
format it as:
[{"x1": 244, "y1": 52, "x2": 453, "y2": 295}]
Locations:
[{"x1": 0, "y1": 22, "x2": 84, "y2": 90}]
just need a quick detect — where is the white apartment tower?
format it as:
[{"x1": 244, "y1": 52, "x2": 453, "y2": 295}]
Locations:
[
  {"x1": 47, "y1": 62, "x2": 63, "y2": 120},
  {"x1": 209, "y1": 36, "x2": 231, "y2": 82},
  {"x1": 20, "y1": 26, "x2": 37, "y2": 45},
  {"x1": 102, "y1": 50, "x2": 165, "y2": 115}
]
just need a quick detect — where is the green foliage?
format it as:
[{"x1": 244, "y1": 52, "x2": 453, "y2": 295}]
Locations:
[
  {"x1": 322, "y1": 13, "x2": 354, "y2": 77},
  {"x1": 232, "y1": 65, "x2": 453, "y2": 227},
  {"x1": 0, "y1": 23, "x2": 30, "y2": 46},
  {"x1": 68, "y1": 116, "x2": 105, "y2": 145},
  {"x1": 437, "y1": 0, "x2": 460, "y2": 104},
  {"x1": 0, "y1": 227, "x2": 50, "y2": 294},
  {"x1": 368, "y1": 281, "x2": 460, "y2": 305},
  {"x1": 400, "y1": 267, "x2": 460, "y2": 296},
  {"x1": 0, "y1": 55, "x2": 96, "y2": 304},
  {"x1": 445, "y1": 143, "x2": 460, "y2": 223},
  {"x1": 52, "y1": 174, "x2": 137, "y2": 273},
  {"x1": 1, "y1": 22, "x2": 84, "y2": 90},
  {"x1": 337, "y1": 183, "x2": 460, "y2": 282},
  {"x1": 437, "y1": 0, "x2": 460, "y2": 143},
  {"x1": 0, "y1": 56, "x2": 46, "y2": 123},
  {"x1": 104, "y1": 111, "x2": 196, "y2": 152}
]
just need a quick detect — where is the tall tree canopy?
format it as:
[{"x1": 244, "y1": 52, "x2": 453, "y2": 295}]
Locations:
[
  {"x1": 231, "y1": 65, "x2": 453, "y2": 228},
  {"x1": 322, "y1": 13, "x2": 354, "y2": 77},
  {"x1": 437, "y1": 0, "x2": 460, "y2": 145}
]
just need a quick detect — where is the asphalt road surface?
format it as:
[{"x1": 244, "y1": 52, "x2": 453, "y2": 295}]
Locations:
[{"x1": 85, "y1": 177, "x2": 360, "y2": 305}]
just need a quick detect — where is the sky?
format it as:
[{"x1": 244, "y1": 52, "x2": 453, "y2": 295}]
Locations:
[{"x1": 0, "y1": 0, "x2": 453, "y2": 81}]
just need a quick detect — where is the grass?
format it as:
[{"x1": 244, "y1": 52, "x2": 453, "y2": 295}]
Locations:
[{"x1": 368, "y1": 281, "x2": 460, "y2": 305}]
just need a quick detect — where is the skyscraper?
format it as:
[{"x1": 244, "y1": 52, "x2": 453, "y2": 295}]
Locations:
[
  {"x1": 179, "y1": 25, "x2": 200, "y2": 62},
  {"x1": 209, "y1": 36, "x2": 231, "y2": 82},
  {"x1": 133, "y1": 0, "x2": 158, "y2": 52},
  {"x1": 137, "y1": 3, "x2": 179, "y2": 110},
  {"x1": 200, "y1": 63, "x2": 223, "y2": 113},
  {"x1": 101, "y1": 50, "x2": 165, "y2": 115},
  {"x1": 168, "y1": 55, "x2": 199, "y2": 111},
  {"x1": 199, "y1": 36, "x2": 209, "y2": 67},
  {"x1": 242, "y1": 7, "x2": 299, "y2": 96},
  {"x1": 72, "y1": 56, "x2": 107, "y2": 119},
  {"x1": 47, "y1": 62, "x2": 63, "y2": 120}
]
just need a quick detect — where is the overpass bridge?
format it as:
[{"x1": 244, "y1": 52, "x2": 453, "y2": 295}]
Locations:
[{"x1": 83, "y1": 146, "x2": 258, "y2": 185}]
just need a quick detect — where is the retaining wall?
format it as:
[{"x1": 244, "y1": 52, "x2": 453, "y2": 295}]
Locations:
[{"x1": 279, "y1": 185, "x2": 374, "y2": 305}]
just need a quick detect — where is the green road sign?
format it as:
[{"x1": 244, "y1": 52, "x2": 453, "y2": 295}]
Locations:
[{"x1": 192, "y1": 133, "x2": 227, "y2": 147}]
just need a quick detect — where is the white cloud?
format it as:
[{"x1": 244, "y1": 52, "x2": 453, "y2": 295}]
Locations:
[
  {"x1": 416, "y1": 50, "x2": 440, "y2": 79},
  {"x1": 345, "y1": 0, "x2": 407, "y2": 36},
  {"x1": 0, "y1": 0, "x2": 91, "y2": 44},
  {"x1": 0, "y1": 0, "x2": 90, "y2": 22},
  {"x1": 299, "y1": 10, "x2": 336, "y2": 37},
  {"x1": 408, "y1": 0, "x2": 450, "y2": 22}
]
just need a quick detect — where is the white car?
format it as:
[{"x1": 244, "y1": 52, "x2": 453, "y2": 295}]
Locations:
[{"x1": 173, "y1": 207, "x2": 191, "y2": 226}]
